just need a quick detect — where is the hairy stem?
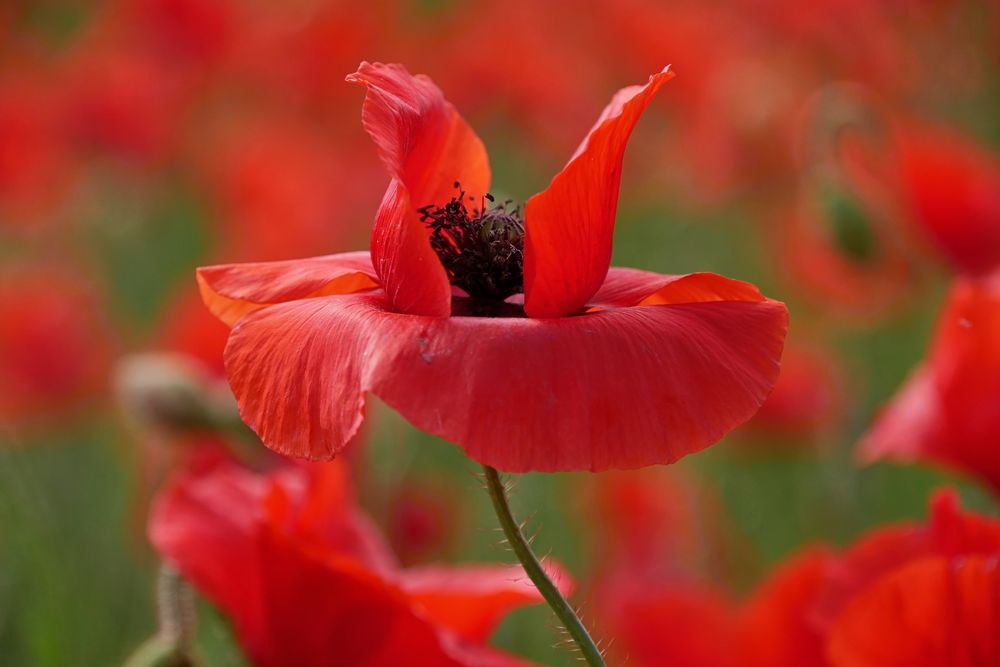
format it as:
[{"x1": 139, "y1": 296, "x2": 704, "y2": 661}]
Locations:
[{"x1": 482, "y1": 465, "x2": 606, "y2": 667}]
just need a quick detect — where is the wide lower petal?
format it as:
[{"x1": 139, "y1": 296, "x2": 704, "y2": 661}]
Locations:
[
  {"x1": 197, "y1": 251, "x2": 378, "y2": 326},
  {"x1": 224, "y1": 283, "x2": 787, "y2": 472},
  {"x1": 524, "y1": 67, "x2": 674, "y2": 319}
]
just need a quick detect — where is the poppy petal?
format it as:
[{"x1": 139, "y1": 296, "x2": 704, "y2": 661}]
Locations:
[
  {"x1": 589, "y1": 267, "x2": 766, "y2": 309},
  {"x1": 224, "y1": 285, "x2": 787, "y2": 471},
  {"x1": 347, "y1": 62, "x2": 490, "y2": 316},
  {"x1": 371, "y1": 178, "x2": 452, "y2": 317},
  {"x1": 857, "y1": 274, "x2": 1000, "y2": 493},
  {"x1": 346, "y1": 61, "x2": 490, "y2": 207},
  {"x1": 737, "y1": 548, "x2": 834, "y2": 667},
  {"x1": 197, "y1": 251, "x2": 378, "y2": 326},
  {"x1": 827, "y1": 556, "x2": 1000, "y2": 667},
  {"x1": 399, "y1": 563, "x2": 572, "y2": 643},
  {"x1": 524, "y1": 67, "x2": 674, "y2": 319}
]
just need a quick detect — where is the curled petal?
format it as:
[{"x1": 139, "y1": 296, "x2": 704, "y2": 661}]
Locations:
[
  {"x1": 197, "y1": 251, "x2": 378, "y2": 326},
  {"x1": 346, "y1": 61, "x2": 490, "y2": 206},
  {"x1": 590, "y1": 267, "x2": 766, "y2": 309},
  {"x1": 347, "y1": 62, "x2": 490, "y2": 315},
  {"x1": 224, "y1": 282, "x2": 787, "y2": 472},
  {"x1": 524, "y1": 67, "x2": 674, "y2": 319}
]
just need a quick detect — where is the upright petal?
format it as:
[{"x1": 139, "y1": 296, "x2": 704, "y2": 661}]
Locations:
[
  {"x1": 370, "y1": 178, "x2": 452, "y2": 317},
  {"x1": 348, "y1": 62, "x2": 490, "y2": 316},
  {"x1": 524, "y1": 67, "x2": 674, "y2": 318},
  {"x1": 346, "y1": 61, "x2": 490, "y2": 207},
  {"x1": 197, "y1": 251, "x2": 378, "y2": 326}
]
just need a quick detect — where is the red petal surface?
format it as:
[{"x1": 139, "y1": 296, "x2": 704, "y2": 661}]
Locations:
[
  {"x1": 370, "y1": 178, "x2": 452, "y2": 316},
  {"x1": 197, "y1": 251, "x2": 378, "y2": 326},
  {"x1": 590, "y1": 267, "x2": 767, "y2": 309},
  {"x1": 601, "y1": 581, "x2": 736, "y2": 667},
  {"x1": 346, "y1": 61, "x2": 490, "y2": 208},
  {"x1": 524, "y1": 67, "x2": 674, "y2": 318},
  {"x1": 223, "y1": 274, "x2": 786, "y2": 471},
  {"x1": 737, "y1": 548, "x2": 833, "y2": 667},
  {"x1": 348, "y1": 62, "x2": 490, "y2": 316},
  {"x1": 827, "y1": 556, "x2": 1000, "y2": 667},
  {"x1": 858, "y1": 274, "x2": 1000, "y2": 493}
]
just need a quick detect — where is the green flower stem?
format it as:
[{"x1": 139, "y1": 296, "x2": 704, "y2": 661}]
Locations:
[{"x1": 482, "y1": 465, "x2": 606, "y2": 667}]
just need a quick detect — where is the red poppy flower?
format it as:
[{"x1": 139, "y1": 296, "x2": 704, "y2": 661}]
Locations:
[
  {"x1": 150, "y1": 455, "x2": 568, "y2": 666},
  {"x1": 894, "y1": 120, "x2": 1000, "y2": 277},
  {"x1": 858, "y1": 273, "x2": 1000, "y2": 493},
  {"x1": 197, "y1": 62, "x2": 788, "y2": 473}
]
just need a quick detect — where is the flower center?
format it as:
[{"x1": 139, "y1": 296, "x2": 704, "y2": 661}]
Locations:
[{"x1": 419, "y1": 183, "x2": 525, "y2": 305}]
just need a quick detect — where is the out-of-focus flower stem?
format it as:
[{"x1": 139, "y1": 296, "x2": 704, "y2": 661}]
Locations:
[
  {"x1": 482, "y1": 465, "x2": 606, "y2": 667},
  {"x1": 123, "y1": 565, "x2": 198, "y2": 667}
]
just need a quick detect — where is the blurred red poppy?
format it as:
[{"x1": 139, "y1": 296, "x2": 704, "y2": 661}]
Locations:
[
  {"x1": 858, "y1": 273, "x2": 1000, "y2": 493},
  {"x1": 150, "y1": 455, "x2": 568, "y2": 666},
  {"x1": 388, "y1": 479, "x2": 459, "y2": 567},
  {"x1": 893, "y1": 120, "x2": 1000, "y2": 277},
  {"x1": 739, "y1": 340, "x2": 844, "y2": 441},
  {"x1": 738, "y1": 547, "x2": 833, "y2": 667},
  {"x1": 196, "y1": 117, "x2": 373, "y2": 261},
  {"x1": 738, "y1": 488, "x2": 1000, "y2": 666},
  {"x1": 0, "y1": 267, "x2": 112, "y2": 426},
  {"x1": 772, "y1": 89, "x2": 916, "y2": 320},
  {"x1": 585, "y1": 468, "x2": 743, "y2": 667},
  {"x1": 197, "y1": 61, "x2": 788, "y2": 473}
]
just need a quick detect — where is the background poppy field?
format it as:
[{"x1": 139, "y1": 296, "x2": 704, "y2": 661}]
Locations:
[{"x1": 1, "y1": 1, "x2": 998, "y2": 665}]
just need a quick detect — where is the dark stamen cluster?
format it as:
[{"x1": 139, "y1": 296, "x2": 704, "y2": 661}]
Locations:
[{"x1": 419, "y1": 182, "x2": 525, "y2": 304}]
